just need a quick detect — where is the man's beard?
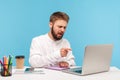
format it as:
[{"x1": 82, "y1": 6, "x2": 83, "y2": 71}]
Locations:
[{"x1": 51, "y1": 27, "x2": 63, "y2": 40}]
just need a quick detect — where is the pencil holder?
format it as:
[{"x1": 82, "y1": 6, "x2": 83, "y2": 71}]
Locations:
[{"x1": 1, "y1": 63, "x2": 12, "y2": 76}]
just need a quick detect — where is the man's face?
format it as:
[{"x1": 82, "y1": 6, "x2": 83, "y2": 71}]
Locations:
[{"x1": 50, "y1": 20, "x2": 68, "y2": 40}]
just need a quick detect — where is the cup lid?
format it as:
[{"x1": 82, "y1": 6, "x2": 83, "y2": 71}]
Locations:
[{"x1": 15, "y1": 55, "x2": 25, "y2": 58}]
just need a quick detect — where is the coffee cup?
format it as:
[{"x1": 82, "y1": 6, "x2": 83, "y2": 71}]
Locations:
[{"x1": 15, "y1": 55, "x2": 25, "y2": 69}]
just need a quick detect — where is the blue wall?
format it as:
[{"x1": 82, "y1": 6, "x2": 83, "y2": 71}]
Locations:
[{"x1": 0, "y1": 0, "x2": 120, "y2": 68}]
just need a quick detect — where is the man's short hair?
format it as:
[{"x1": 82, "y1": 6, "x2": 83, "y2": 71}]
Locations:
[{"x1": 50, "y1": 11, "x2": 69, "y2": 23}]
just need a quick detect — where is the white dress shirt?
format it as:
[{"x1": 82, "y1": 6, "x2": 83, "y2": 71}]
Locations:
[{"x1": 29, "y1": 33, "x2": 75, "y2": 67}]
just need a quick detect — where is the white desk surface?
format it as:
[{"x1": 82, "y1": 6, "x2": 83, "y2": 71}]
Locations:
[{"x1": 0, "y1": 66, "x2": 120, "y2": 80}]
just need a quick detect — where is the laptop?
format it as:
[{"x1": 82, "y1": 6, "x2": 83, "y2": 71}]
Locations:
[{"x1": 62, "y1": 44, "x2": 113, "y2": 76}]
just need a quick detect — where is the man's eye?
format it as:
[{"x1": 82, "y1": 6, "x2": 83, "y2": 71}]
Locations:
[
  {"x1": 64, "y1": 27, "x2": 66, "y2": 29},
  {"x1": 58, "y1": 26, "x2": 62, "y2": 28},
  {"x1": 58, "y1": 26, "x2": 66, "y2": 29}
]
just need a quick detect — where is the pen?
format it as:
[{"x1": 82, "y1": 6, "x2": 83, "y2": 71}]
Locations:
[
  {"x1": 4, "y1": 56, "x2": 8, "y2": 76},
  {"x1": 8, "y1": 55, "x2": 12, "y2": 70},
  {"x1": 0, "y1": 60, "x2": 3, "y2": 65}
]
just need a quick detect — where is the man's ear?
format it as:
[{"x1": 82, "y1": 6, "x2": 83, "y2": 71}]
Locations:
[{"x1": 49, "y1": 22, "x2": 53, "y2": 28}]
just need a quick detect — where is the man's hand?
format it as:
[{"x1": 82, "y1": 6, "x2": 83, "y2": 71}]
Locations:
[
  {"x1": 60, "y1": 48, "x2": 71, "y2": 57},
  {"x1": 59, "y1": 61, "x2": 69, "y2": 68}
]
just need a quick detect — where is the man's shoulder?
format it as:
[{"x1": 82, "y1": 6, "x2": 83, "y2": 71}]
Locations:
[{"x1": 32, "y1": 34, "x2": 47, "y2": 41}]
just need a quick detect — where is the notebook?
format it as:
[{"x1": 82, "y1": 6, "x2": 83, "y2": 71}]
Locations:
[
  {"x1": 62, "y1": 44, "x2": 113, "y2": 75},
  {"x1": 45, "y1": 66, "x2": 69, "y2": 71}
]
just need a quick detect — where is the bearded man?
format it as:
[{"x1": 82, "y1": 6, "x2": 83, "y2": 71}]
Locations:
[{"x1": 29, "y1": 11, "x2": 75, "y2": 68}]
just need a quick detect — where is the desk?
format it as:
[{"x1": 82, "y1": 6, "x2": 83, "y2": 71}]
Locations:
[{"x1": 0, "y1": 67, "x2": 120, "y2": 80}]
